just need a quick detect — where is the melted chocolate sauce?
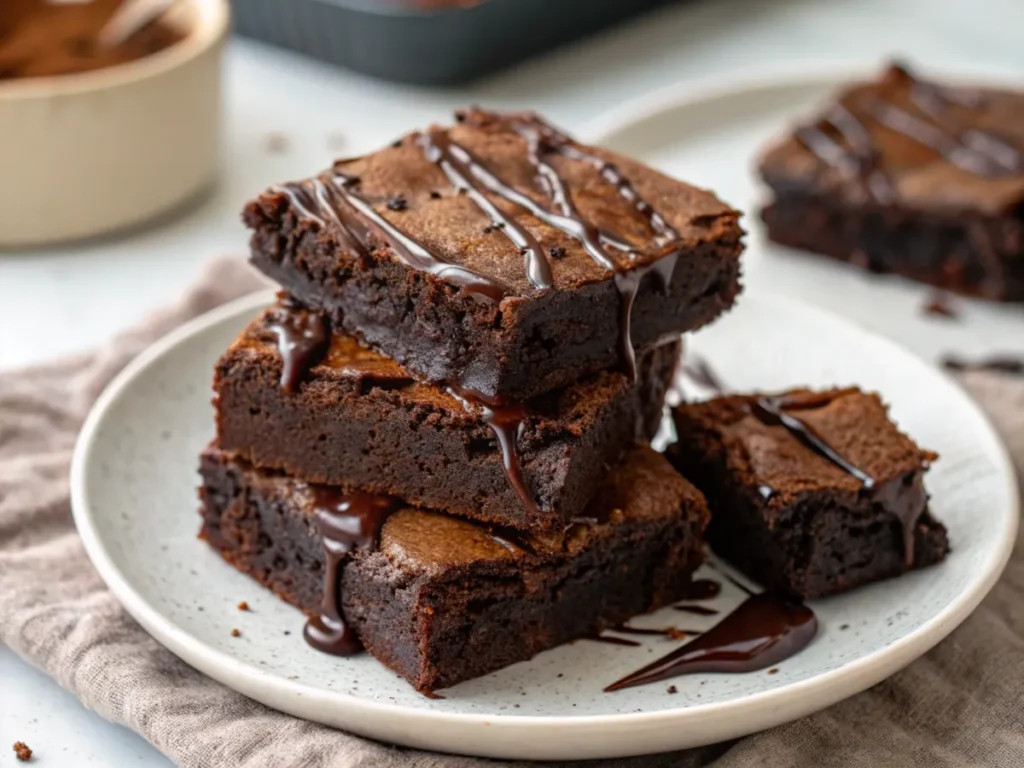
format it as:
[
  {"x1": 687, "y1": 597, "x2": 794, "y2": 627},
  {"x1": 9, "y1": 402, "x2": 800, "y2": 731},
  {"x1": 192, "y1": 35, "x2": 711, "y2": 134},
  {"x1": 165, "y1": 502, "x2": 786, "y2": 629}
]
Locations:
[
  {"x1": 447, "y1": 386, "x2": 540, "y2": 517},
  {"x1": 604, "y1": 593, "x2": 818, "y2": 691},
  {"x1": 278, "y1": 178, "x2": 508, "y2": 304},
  {"x1": 685, "y1": 578, "x2": 722, "y2": 600},
  {"x1": 611, "y1": 624, "x2": 671, "y2": 637},
  {"x1": 873, "y1": 472, "x2": 929, "y2": 566},
  {"x1": 266, "y1": 301, "x2": 329, "y2": 393},
  {"x1": 679, "y1": 356, "x2": 726, "y2": 393},
  {"x1": 585, "y1": 634, "x2": 641, "y2": 647},
  {"x1": 752, "y1": 391, "x2": 928, "y2": 565},
  {"x1": 420, "y1": 130, "x2": 553, "y2": 290},
  {"x1": 422, "y1": 113, "x2": 682, "y2": 382},
  {"x1": 304, "y1": 489, "x2": 402, "y2": 656},
  {"x1": 675, "y1": 605, "x2": 719, "y2": 617},
  {"x1": 795, "y1": 63, "x2": 1024, "y2": 199},
  {"x1": 943, "y1": 356, "x2": 1024, "y2": 375},
  {"x1": 751, "y1": 393, "x2": 876, "y2": 489},
  {"x1": 704, "y1": 562, "x2": 755, "y2": 596}
]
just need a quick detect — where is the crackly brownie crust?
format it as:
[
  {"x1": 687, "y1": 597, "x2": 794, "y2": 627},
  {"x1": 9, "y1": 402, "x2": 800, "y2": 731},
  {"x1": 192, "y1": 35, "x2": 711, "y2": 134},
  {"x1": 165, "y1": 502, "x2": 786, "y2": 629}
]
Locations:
[
  {"x1": 758, "y1": 63, "x2": 1024, "y2": 301},
  {"x1": 244, "y1": 108, "x2": 743, "y2": 401},
  {"x1": 669, "y1": 388, "x2": 949, "y2": 599},
  {"x1": 198, "y1": 444, "x2": 709, "y2": 693},
  {"x1": 215, "y1": 303, "x2": 680, "y2": 534}
]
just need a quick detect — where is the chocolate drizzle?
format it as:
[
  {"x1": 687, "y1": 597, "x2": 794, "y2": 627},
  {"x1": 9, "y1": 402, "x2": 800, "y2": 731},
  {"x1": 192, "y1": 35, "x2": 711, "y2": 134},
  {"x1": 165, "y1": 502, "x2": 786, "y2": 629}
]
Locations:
[
  {"x1": 684, "y1": 578, "x2": 722, "y2": 600},
  {"x1": 585, "y1": 634, "x2": 641, "y2": 647},
  {"x1": 420, "y1": 130, "x2": 553, "y2": 290},
  {"x1": 750, "y1": 390, "x2": 929, "y2": 566},
  {"x1": 304, "y1": 489, "x2": 402, "y2": 656},
  {"x1": 265, "y1": 299, "x2": 329, "y2": 393},
  {"x1": 795, "y1": 63, "x2": 1024, "y2": 200},
  {"x1": 420, "y1": 111, "x2": 683, "y2": 381},
  {"x1": 276, "y1": 177, "x2": 509, "y2": 304},
  {"x1": 447, "y1": 386, "x2": 540, "y2": 517},
  {"x1": 676, "y1": 605, "x2": 719, "y2": 617},
  {"x1": 751, "y1": 391, "x2": 876, "y2": 489},
  {"x1": 679, "y1": 356, "x2": 726, "y2": 393},
  {"x1": 943, "y1": 355, "x2": 1024, "y2": 375},
  {"x1": 604, "y1": 593, "x2": 818, "y2": 692}
]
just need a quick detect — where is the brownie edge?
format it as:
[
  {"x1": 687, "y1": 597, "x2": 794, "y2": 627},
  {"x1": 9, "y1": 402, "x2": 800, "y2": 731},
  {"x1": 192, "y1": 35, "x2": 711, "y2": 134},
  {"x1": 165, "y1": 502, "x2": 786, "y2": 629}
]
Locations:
[
  {"x1": 245, "y1": 108, "x2": 743, "y2": 401},
  {"x1": 669, "y1": 388, "x2": 949, "y2": 599},
  {"x1": 198, "y1": 444, "x2": 709, "y2": 692},
  {"x1": 215, "y1": 303, "x2": 681, "y2": 534}
]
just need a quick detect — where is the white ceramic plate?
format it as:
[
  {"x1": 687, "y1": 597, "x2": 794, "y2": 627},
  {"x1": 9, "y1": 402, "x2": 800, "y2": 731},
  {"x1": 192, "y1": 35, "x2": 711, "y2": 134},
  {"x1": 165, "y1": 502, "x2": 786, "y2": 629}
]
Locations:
[
  {"x1": 71, "y1": 288, "x2": 1018, "y2": 760},
  {"x1": 585, "y1": 63, "x2": 1024, "y2": 365}
]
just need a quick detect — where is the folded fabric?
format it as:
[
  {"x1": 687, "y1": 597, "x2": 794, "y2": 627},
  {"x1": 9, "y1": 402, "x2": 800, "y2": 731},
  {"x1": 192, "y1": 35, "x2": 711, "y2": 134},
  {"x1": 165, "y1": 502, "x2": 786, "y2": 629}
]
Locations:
[{"x1": 1, "y1": 257, "x2": 1022, "y2": 768}]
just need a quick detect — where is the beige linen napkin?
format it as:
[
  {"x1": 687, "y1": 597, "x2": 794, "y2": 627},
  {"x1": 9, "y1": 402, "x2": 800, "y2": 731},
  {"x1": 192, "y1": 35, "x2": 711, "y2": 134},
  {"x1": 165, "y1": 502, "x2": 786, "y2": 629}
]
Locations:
[{"x1": 2, "y1": 258, "x2": 1022, "y2": 768}]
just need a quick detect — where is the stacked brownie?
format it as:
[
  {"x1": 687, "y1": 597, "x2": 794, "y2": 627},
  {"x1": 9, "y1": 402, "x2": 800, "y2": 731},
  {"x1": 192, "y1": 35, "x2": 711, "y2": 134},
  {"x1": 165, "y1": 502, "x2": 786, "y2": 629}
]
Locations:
[{"x1": 198, "y1": 109, "x2": 745, "y2": 693}]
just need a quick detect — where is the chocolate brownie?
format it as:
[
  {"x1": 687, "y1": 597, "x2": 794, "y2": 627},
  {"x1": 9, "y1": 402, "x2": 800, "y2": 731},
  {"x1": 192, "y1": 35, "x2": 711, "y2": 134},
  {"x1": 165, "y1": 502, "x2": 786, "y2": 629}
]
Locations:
[
  {"x1": 215, "y1": 300, "x2": 679, "y2": 534},
  {"x1": 758, "y1": 63, "x2": 1024, "y2": 301},
  {"x1": 198, "y1": 444, "x2": 710, "y2": 693},
  {"x1": 244, "y1": 108, "x2": 743, "y2": 401},
  {"x1": 669, "y1": 387, "x2": 949, "y2": 599}
]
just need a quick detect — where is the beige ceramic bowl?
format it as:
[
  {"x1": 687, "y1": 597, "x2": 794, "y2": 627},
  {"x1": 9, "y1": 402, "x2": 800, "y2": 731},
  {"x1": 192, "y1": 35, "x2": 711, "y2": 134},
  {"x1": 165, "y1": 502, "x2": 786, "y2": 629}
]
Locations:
[{"x1": 0, "y1": 0, "x2": 229, "y2": 247}]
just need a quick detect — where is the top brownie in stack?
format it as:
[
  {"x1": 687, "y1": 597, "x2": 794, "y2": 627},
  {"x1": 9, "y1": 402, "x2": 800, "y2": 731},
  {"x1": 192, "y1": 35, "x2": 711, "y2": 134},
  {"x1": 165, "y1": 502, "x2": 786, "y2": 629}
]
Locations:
[
  {"x1": 758, "y1": 62, "x2": 1024, "y2": 301},
  {"x1": 244, "y1": 108, "x2": 744, "y2": 401}
]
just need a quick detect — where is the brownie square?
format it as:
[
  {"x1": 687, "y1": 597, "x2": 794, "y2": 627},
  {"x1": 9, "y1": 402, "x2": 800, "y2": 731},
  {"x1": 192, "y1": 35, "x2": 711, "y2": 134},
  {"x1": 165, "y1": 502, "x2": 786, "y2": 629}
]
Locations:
[
  {"x1": 244, "y1": 108, "x2": 743, "y2": 401},
  {"x1": 669, "y1": 387, "x2": 949, "y2": 599},
  {"x1": 215, "y1": 301, "x2": 680, "y2": 535},
  {"x1": 758, "y1": 63, "x2": 1024, "y2": 301},
  {"x1": 198, "y1": 444, "x2": 710, "y2": 693}
]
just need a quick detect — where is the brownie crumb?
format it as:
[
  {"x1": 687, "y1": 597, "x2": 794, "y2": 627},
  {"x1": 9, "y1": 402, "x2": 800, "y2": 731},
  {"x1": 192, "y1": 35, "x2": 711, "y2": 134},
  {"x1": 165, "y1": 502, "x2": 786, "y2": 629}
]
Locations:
[
  {"x1": 482, "y1": 225, "x2": 493, "y2": 234},
  {"x1": 429, "y1": 190, "x2": 442, "y2": 199},
  {"x1": 13, "y1": 742, "x2": 32, "y2": 762},
  {"x1": 386, "y1": 196, "x2": 408, "y2": 212},
  {"x1": 768, "y1": 668, "x2": 779, "y2": 675},
  {"x1": 264, "y1": 132, "x2": 289, "y2": 154},
  {"x1": 923, "y1": 292, "x2": 958, "y2": 319},
  {"x1": 237, "y1": 601, "x2": 250, "y2": 611},
  {"x1": 391, "y1": 139, "x2": 403, "y2": 148},
  {"x1": 284, "y1": 630, "x2": 291, "y2": 636},
  {"x1": 549, "y1": 246, "x2": 567, "y2": 259},
  {"x1": 231, "y1": 628, "x2": 241, "y2": 637},
  {"x1": 839, "y1": 624, "x2": 850, "y2": 630},
  {"x1": 667, "y1": 685, "x2": 678, "y2": 694}
]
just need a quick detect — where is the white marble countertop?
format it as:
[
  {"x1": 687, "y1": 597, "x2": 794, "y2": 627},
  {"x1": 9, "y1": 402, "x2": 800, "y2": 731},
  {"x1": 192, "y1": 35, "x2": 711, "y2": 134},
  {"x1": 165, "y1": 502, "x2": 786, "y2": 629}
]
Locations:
[{"x1": 2, "y1": 0, "x2": 1022, "y2": 763}]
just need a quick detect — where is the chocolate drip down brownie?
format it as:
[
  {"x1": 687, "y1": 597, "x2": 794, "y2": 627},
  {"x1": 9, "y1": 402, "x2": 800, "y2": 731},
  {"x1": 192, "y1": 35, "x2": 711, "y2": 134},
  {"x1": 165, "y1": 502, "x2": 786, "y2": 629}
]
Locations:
[
  {"x1": 215, "y1": 299, "x2": 680, "y2": 534},
  {"x1": 195, "y1": 106, "x2": 747, "y2": 692},
  {"x1": 244, "y1": 108, "x2": 743, "y2": 401},
  {"x1": 669, "y1": 387, "x2": 949, "y2": 600},
  {"x1": 200, "y1": 444, "x2": 710, "y2": 693},
  {"x1": 758, "y1": 63, "x2": 1024, "y2": 301}
]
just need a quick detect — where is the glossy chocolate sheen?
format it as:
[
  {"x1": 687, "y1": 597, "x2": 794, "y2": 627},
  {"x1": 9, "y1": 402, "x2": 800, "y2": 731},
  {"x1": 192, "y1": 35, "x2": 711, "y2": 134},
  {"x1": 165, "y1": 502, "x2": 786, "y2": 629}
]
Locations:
[
  {"x1": 670, "y1": 387, "x2": 949, "y2": 599},
  {"x1": 245, "y1": 108, "x2": 743, "y2": 401},
  {"x1": 216, "y1": 302, "x2": 680, "y2": 533},
  {"x1": 759, "y1": 63, "x2": 1024, "y2": 214},
  {"x1": 198, "y1": 444, "x2": 711, "y2": 692}
]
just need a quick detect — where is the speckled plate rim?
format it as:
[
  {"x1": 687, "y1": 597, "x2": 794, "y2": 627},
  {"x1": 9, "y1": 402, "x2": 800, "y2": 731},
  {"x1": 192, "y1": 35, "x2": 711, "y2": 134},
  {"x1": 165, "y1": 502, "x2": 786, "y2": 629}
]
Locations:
[{"x1": 70, "y1": 288, "x2": 1019, "y2": 760}]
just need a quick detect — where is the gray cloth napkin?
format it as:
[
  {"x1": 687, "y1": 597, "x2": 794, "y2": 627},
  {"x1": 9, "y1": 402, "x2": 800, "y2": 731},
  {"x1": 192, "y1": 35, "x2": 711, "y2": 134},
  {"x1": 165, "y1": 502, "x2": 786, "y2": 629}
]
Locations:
[{"x1": 2, "y1": 258, "x2": 1022, "y2": 768}]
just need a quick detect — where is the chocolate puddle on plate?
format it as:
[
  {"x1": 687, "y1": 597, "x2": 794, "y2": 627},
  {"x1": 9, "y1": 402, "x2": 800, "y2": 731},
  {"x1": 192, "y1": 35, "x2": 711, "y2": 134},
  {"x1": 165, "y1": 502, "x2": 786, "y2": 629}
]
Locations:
[{"x1": 605, "y1": 592, "x2": 818, "y2": 692}]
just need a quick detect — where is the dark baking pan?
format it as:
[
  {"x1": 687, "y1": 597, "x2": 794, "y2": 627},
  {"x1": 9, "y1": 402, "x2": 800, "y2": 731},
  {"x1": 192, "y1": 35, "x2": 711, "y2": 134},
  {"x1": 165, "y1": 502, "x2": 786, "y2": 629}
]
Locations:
[{"x1": 231, "y1": 0, "x2": 678, "y2": 85}]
